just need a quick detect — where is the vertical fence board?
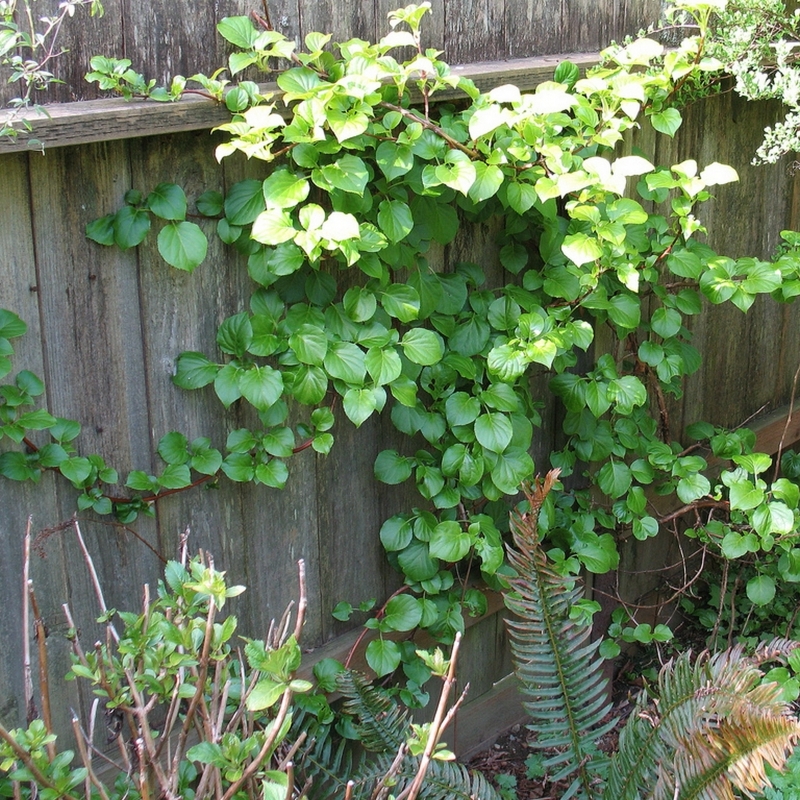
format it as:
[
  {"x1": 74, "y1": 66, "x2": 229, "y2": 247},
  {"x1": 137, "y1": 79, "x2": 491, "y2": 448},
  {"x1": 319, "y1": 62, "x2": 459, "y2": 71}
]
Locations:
[
  {"x1": 0, "y1": 154, "x2": 70, "y2": 730},
  {"x1": 27, "y1": 140, "x2": 161, "y2": 670}
]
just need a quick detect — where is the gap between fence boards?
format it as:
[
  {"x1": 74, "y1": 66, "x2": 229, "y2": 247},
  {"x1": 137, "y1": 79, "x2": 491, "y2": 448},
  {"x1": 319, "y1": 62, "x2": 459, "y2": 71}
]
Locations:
[{"x1": 0, "y1": 52, "x2": 600, "y2": 154}]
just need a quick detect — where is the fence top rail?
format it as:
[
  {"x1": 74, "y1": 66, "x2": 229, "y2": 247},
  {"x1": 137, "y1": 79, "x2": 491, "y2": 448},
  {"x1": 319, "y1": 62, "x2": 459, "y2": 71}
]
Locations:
[{"x1": 0, "y1": 52, "x2": 599, "y2": 154}]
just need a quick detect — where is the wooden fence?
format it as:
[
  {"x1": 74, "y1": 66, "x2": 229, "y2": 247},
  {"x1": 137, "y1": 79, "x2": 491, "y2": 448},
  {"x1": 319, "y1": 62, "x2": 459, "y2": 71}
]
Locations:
[{"x1": 2, "y1": 0, "x2": 800, "y2": 758}]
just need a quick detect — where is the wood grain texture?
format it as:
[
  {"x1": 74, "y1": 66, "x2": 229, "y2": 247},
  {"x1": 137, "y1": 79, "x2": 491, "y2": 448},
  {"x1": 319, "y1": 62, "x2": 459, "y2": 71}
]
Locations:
[
  {"x1": 26, "y1": 140, "x2": 163, "y2": 721},
  {"x1": 0, "y1": 154, "x2": 69, "y2": 731}
]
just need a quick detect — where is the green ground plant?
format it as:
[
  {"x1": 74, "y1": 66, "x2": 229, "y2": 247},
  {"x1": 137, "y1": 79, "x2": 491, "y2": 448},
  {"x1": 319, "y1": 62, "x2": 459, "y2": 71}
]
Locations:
[
  {"x1": 0, "y1": 528, "x2": 494, "y2": 800},
  {"x1": 5, "y1": 0, "x2": 800, "y2": 692},
  {"x1": 501, "y1": 474, "x2": 800, "y2": 800}
]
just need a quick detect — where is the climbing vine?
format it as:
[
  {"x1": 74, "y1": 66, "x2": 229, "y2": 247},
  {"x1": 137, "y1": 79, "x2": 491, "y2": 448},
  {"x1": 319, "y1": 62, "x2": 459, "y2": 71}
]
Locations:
[{"x1": 5, "y1": 0, "x2": 800, "y2": 688}]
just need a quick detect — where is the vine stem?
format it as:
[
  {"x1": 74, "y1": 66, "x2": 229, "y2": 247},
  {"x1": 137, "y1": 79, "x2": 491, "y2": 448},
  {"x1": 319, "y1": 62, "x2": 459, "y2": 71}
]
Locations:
[
  {"x1": 380, "y1": 101, "x2": 479, "y2": 159},
  {"x1": 344, "y1": 585, "x2": 409, "y2": 669},
  {"x1": 657, "y1": 499, "x2": 729, "y2": 526}
]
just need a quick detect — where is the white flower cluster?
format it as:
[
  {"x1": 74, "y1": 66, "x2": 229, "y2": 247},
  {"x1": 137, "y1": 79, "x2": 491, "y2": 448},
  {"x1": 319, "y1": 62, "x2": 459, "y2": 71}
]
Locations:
[{"x1": 701, "y1": 0, "x2": 800, "y2": 164}]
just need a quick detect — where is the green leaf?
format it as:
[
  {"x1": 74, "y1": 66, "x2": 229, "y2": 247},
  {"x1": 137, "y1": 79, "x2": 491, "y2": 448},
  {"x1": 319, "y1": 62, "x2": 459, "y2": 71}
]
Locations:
[
  {"x1": 383, "y1": 595, "x2": 423, "y2": 632},
  {"x1": 324, "y1": 341, "x2": 366, "y2": 384},
  {"x1": 434, "y1": 150, "x2": 476, "y2": 195},
  {"x1": 247, "y1": 677, "x2": 286, "y2": 710},
  {"x1": 728, "y1": 477, "x2": 765, "y2": 511},
  {"x1": 380, "y1": 516, "x2": 413, "y2": 552},
  {"x1": 214, "y1": 364, "x2": 243, "y2": 407},
  {"x1": 157, "y1": 432, "x2": 188, "y2": 465},
  {"x1": 397, "y1": 540, "x2": 438, "y2": 581},
  {"x1": 221, "y1": 452, "x2": 255, "y2": 482},
  {"x1": 86, "y1": 214, "x2": 116, "y2": 246},
  {"x1": 400, "y1": 329, "x2": 444, "y2": 366},
  {"x1": 746, "y1": 575, "x2": 776, "y2": 606},
  {"x1": 238, "y1": 365, "x2": 283, "y2": 411},
  {"x1": 733, "y1": 453, "x2": 772, "y2": 475},
  {"x1": 316, "y1": 155, "x2": 369, "y2": 195},
  {"x1": 343, "y1": 387, "x2": 377, "y2": 426},
  {"x1": 284, "y1": 364, "x2": 328, "y2": 404},
  {"x1": 159, "y1": 463, "x2": 191, "y2": 490},
  {"x1": 147, "y1": 183, "x2": 187, "y2": 220},
  {"x1": 649, "y1": 107, "x2": 682, "y2": 136},
  {"x1": 376, "y1": 141, "x2": 414, "y2": 181},
  {"x1": 0, "y1": 452, "x2": 38, "y2": 481},
  {"x1": 365, "y1": 346, "x2": 402, "y2": 385},
  {"x1": 289, "y1": 324, "x2": 328, "y2": 365},
  {"x1": 596, "y1": 460, "x2": 632, "y2": 498},
  {"x1": 374, "y1": 450, "x2": 413, "y2": 484},
  {"x1": 173, "y1": 351, "x2": 217, "y2": 389},
  {"x1": 255, "y1": 458, "x2": 289, "y2": 488},
  {"x1": 607, "y1": 375, "x2": 647, "y2": 414},
  {"x1": 377, "y1": 199, "x2": 414, "y2": 243},
  {"x1": 632, "y1": 516, "x2": 659, "y2": 540},
  {"x1": 252, "y1": 209, "x2": 296, "y2": 245},
  {"x1": 562, "y1": 233, "x2": 603, "y2": 267},
  {"x1": 217, "y1": 16, "x2": 259, "y2": 47},
  {"x1": 16, "y1": 409, "x2": 56, "y2": 430},
  {"x1": 445, "y1": 392, "x2": 481, "y2": 426},
  {"x1": 429, "y1": 520, "x2": 472, "y2": 562},
  {"x1": 491, "y1": 450, "x2": 534, "y2": 494},
  {"x1": 113, "y1": 205, "x2": 151, "y2": 250},
  {"x1": 60, "y1": 457, "x2": 92, "y2": 485},
  {"x1": 157, "y1": 221, "x2": 207, "y2": 271},
  {"x1": 196, "y1": 190, "x2": 224, "y2": 216},
  {"x1": 224, "y1": 179, "x2": 265, "y2": 225},
  {"x1": 262, "y1": 170, "x2": 310, "y2": 210},
  {"x1": 0, "y1": 310, "x2": 26, "y2": 340},
  {"x1": 190, "y1": 445, "x2": 222, "y2": 475},
  {"x1": 366, "y1": 639, "x2": 401, "y2": 677},
  {"x1": 474, "y1": 412, "x2": 513, "y2": 453},
  {"x1": 650, "y1": 307, "x2": 682, "y2": 338},
  {"x1": 469, "y1": 162, "x2": 504, "y2": 202},
  {"x1": 381, "y1": 284, "x2": 421, "y2": 323},
  {"x1": 607, "y1": 294, "x2": 641, "y2": 330},
  {"x1": 677, "y1": 473, "x2": 711, "y2": 504},
  {"x1": 217, "y1": 313, "x2": 252, "y2": 357}
]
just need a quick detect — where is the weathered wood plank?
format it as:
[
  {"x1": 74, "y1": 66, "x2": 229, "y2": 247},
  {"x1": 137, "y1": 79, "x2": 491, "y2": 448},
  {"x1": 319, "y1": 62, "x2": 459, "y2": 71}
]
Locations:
[
  {"x1": 298, "y1": 0, "x2": 377, "y2": 42},
  {"x1": 443, "y1": 0, "x2": 507, "y2": 64},
  {"x1": 0, "y1": 154, "x2": 70, "y2": 731},
  {"x1": 0, "y1": 53, "x2": 601, "y2": 154},
  {"x1": 26, "y1": 139, "x2": 161, "y2": 651},
  {"x1": 453, "y1": 674, "x2": 526, "y2": 758}
]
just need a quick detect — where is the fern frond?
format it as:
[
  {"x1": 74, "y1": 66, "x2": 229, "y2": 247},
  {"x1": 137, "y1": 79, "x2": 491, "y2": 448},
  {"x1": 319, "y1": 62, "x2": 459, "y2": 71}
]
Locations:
[
  {"x1": 502, "y1": 474, "x2": 612, "y2": 800},
  {"x1": 336, "y1": 669, "x2": 409, "y2": 753},
  {"x1": 339, "y1": 752, "x2": 505, "y2": 800},
  {"x1": 289, "y1": 705, "x2": 356, "y2": 800},
  {"x1": 654, "y1": 714, "x2": 800, "y2": 800},
  {"x1": 605, "y1": 646, "x2": 800, "y2": 800}
]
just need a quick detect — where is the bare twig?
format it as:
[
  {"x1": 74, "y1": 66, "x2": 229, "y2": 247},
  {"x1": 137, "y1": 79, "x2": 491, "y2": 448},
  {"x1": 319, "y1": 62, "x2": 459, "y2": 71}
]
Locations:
[
  {"x1": 220, "y1": 560, "x2": 308, "y2": 800},
  {"x1": 28, "y1": 581, "x2": 53, "y2": 752},
  {"x1": 71, "y1": 713, "x2": 112, "y2": 800},
  {"x1": 71, "y1": 518, "x2": 119, "y2": 642},
  {"x1": 397, "y1": 631, "x2": 464, "y2": 800}
]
